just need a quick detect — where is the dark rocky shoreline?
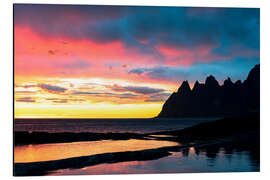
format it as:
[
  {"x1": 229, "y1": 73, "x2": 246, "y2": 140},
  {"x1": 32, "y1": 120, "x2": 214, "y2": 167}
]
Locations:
[
  {"x1": 14, "y1": 131, "x2": 150, "y2": 146},
  {"x1": 14, "y1": 113, "x2": 260, "y2": 176}
]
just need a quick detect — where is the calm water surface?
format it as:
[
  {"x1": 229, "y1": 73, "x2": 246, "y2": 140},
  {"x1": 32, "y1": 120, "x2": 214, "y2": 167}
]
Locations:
[
  {"x1": 50, "y1": 146, "x2": 259, "y2": 175},
  {"x1": 14, "y1": 118, "x2": 259, "y2": 175},
  {"x1": 14, "y1": 139, "x2": 179, "y2": 163},
  {"x1": 14, "y1": 118, "x2": 217, "y2": 133}
]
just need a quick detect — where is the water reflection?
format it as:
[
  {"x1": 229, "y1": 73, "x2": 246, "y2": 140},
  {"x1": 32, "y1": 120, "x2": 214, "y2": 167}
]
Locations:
[
  {"x1": 14, "y1": 139, "x2": 179, "y2": 163},
  {"x1": 51, "y1": 143, "x2": 259, "y2": 175}
]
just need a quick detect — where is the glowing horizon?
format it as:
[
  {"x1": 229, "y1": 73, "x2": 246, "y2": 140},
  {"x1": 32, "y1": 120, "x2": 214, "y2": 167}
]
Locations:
[{"x1": 14, "y1": 4, "x2": 259, "y2": 118}]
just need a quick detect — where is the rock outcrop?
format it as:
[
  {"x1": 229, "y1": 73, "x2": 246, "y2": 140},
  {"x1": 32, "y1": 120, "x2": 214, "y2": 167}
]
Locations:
[{"x1": 157, "y1": 64, "x2": 260, "y2": 118}]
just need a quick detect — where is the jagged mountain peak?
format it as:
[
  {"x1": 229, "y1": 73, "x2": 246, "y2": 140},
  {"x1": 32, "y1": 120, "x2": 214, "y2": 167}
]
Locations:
[
  {"x1": 193, "y1": 80, "x2": 200, "y2": 88},
  {"x1": 192, "y1": 80, "x2": 202, "y2": 92},
  {"x1": 177, "y1": 80, "x2": 191, "y2": 94},
  {"x1": 224, "y1": 77, "x2": 233, "y2": 87},
  {"x1": 157, "y1": 64, "x2": 260, "y2": 118},
  {"x1": 246, "y1": 64, "x2": 260, "y2": 83},
  {"x1": 235, "y1": 80, "x2": 242, "y2": 86},
  {"x1": 205, "y1": 75, "x2": 219, "y2": 87}
]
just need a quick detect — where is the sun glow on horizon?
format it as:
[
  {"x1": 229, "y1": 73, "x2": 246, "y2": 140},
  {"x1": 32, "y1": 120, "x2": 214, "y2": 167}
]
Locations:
[
  {"x1": 15, "y1": 102, "x2": 163, "y2": 119},
  {"x1": 14, "y1": 5, "x2": 259, "y2": 119},
  {"x1": 14, "y1": 76, "x2": 169, "y2": 118}
]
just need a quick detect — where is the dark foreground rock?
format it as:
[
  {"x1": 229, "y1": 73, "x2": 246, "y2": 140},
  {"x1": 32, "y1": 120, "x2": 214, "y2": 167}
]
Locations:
[
  {"x1": 14, "y1": 147, "x2": 173, "y2": 176},
  {"x1": 14, "y1": 113, "x2": 259, "y2": 176},
  {"x1": 154, "y1": 112, "x2": 259, "y2": 142}
]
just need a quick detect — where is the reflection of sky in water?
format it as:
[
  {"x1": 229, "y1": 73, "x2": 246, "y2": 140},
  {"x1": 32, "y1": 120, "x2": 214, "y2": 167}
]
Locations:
[
  {"x1": 51, "y1": 146, "x2": 259, "y2": 175},
  {"x1": 14, "y1": 139, "x2": 179, "y2": 163}
]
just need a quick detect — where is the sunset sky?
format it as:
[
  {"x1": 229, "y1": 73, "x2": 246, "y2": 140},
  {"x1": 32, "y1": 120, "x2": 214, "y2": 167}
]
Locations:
[{"x1": 14, "y1": 4, "x2": 260, "y2": 118}]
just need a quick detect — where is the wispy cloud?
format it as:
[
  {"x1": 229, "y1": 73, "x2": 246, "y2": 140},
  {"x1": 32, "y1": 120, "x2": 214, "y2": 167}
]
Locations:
[
  {"x1": 108, "y1": 84, "x2": 166, "y2": 95},
  {"x1": 144, "y1": 93, "x2": 171, "y2": 102},
  {"x1": 72, "y1": 91, "x2": 138, "y2": 98},
  {"x1": 38, "y1": 84, "x2": 67, "y2": 93},
  {"x1": 46, "y1": 98, "x2": 68, "y2": 103},
  {"x1": 15, "y1": 84, "x2": 36, "y2": 88},
  {"x1": 16, "y1": 97, "x2": 36, "y2": 103}
]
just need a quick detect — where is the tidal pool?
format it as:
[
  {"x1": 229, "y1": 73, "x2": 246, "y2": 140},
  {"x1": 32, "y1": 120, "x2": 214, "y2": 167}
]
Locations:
[
  {"x1": 50, "y1": 145, "x2": 259, "y2": 175},
  {"x1": 14, "y1": 139, "x2": 179, "y2": 163}
]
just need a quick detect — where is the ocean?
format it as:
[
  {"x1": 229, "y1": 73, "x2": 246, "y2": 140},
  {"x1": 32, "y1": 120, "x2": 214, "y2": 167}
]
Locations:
[
  {"x1": 14, "y1": 118, "x2": 217, "y2": 133},
  {"x1": 14, "y1": 117, "x2": 259, "y2": 175}
]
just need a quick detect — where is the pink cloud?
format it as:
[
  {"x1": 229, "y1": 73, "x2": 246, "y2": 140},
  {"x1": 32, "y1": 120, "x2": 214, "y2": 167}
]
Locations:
[{"x1": 156, "y1": 44, "x2": 229, "y2": 66}]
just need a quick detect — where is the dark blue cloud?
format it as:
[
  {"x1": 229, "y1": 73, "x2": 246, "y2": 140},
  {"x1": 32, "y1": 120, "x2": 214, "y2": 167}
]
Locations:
[
  {"x1": 129, "y1": 58, "x2": 260, "y2": 83},
  {"x1": 72, "y1": 91, "x2": 139, "y2": 100},
  {"x1": 122, "y1": 86, "x2": 165, "y2": 95},
  {"x1": 14, "y1": 4, "x2": 259, "y2": 65},
  {"x1": 79, "y1": 7, "x2": 259, "y2": 60},
  {"x1": 14, "y1": 4, "x2": 131, "y2": 40},
  {"x1": 38, "y1": 84, "x2": 67, "y2": 93},
  {"x1": 109, "y1": 85, "x2": 166, "y2": 95},
  {"x1": 128, "y1": 68, "x2": 146, "y2": 75},
  {"x1": 144, "y1": 93, "x2": 171, "y2": 102}
]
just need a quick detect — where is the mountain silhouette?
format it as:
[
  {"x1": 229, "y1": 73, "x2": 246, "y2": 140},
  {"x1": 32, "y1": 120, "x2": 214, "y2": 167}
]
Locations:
[{"x1": 157, "y1": 64, "x2": 260, "y2": 118}]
